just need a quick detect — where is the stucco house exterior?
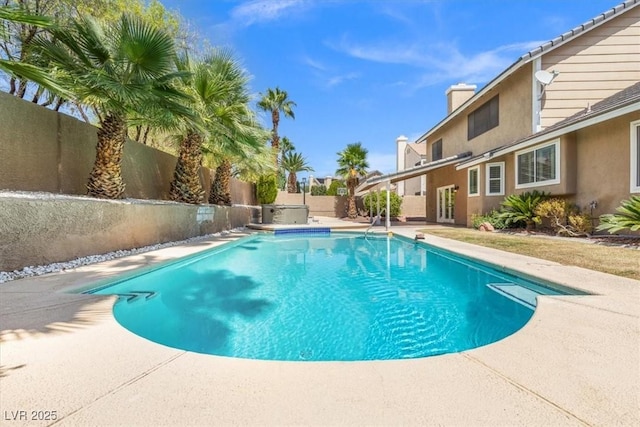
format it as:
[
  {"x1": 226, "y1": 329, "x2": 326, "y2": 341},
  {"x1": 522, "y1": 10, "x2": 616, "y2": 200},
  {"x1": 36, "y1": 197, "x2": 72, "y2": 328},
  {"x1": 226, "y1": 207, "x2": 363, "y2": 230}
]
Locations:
[
  {"x1": 364, "y1": 0, "x2": 640, "y2": 227},
  {"x1": 395, "y1": 136, "x2": 427, "y2": 196}
]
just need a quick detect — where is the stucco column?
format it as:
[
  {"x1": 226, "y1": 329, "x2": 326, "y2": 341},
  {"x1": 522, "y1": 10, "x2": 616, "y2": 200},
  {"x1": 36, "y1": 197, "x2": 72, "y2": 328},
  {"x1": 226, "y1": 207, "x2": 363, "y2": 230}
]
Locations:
[{"x1": 396, "y1": 135, "x2": 408, "y2": 196}]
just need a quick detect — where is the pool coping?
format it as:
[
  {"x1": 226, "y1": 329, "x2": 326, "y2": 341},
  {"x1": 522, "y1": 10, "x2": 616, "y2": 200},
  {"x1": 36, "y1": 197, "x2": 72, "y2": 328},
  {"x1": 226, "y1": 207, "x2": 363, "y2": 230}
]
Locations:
[{"x1": 0, "y1": 225, "x2": 638, "y2": 426}]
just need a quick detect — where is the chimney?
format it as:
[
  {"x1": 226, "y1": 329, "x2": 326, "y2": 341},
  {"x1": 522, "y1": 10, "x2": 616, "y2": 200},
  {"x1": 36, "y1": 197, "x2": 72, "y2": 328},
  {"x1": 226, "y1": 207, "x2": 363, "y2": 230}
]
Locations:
[
  {"x1": 396, "y1": 135, "x2": 408, "y2": 196},
  {"x1": 446, "y1": 83, "x2": 476, "y2": 114}
]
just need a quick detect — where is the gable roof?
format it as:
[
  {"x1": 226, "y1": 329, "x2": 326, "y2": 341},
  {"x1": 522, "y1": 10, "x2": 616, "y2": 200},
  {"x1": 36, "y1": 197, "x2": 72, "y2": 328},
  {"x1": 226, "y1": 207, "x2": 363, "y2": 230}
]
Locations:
[
  {"x1": 416, "y1": 0, "x2": 639, "y2": 145},
  {"x1": 456, "y1": 82, "x2": 640, "y2": 170},
  {"x1": 356, "y1": 151, "x2": 472, "y2": 194}
]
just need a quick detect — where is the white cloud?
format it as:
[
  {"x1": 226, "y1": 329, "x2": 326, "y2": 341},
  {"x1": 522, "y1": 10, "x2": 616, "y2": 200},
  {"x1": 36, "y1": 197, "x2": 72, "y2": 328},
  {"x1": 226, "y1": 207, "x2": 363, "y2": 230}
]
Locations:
[
  {"x1": 328, "y1": 36, "x2": 545, "y2": 88},
  {"x1": 301, "y1": 55, "x2": 327, "y2": 71},
  {"x1": 230, "y1": 0, "x2": 308, "y2": 26},
  {"x1": 326, "y1": 72, "x2": 360, "y2": 88},
  {"x1": 301, "y1": 54, "x2": 360, "y2": 89}
]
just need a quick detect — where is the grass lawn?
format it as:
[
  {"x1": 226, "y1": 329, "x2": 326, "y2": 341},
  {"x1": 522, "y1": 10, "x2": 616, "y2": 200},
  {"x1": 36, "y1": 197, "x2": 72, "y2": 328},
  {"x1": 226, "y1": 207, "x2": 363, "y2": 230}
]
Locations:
[{"x1": 420, "y1": 228, "x2": 640, "y2": 281}]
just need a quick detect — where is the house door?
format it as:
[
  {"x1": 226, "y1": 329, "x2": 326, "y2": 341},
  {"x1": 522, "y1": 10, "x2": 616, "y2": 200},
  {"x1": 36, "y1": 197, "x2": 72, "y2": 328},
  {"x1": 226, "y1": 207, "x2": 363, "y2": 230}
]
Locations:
[{"x1": 437, "y1": 185, "x2": 455, "y2": 223}]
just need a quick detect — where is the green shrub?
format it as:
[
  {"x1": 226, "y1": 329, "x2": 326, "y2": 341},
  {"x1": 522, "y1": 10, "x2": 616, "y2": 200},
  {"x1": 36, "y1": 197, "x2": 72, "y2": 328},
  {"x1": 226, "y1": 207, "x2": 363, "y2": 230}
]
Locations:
[
  {"x1": 363, "y1": 191, "x2": 402, "y2": 217},
  {"x1": 597, "y1": 195, "x2": 640, "y2": 233},
  {"x1": 326, "y1": 180, "x2": 346, "y2": 196},
  {"x1": 471, "y1": 209, "x2": 506, "y2": 230},
  {"x1": 498, "y1": 190, "x2": 549, "y2": 230},
  {"x1": 256, "y1": 175, "x2": 278, "y2": 204},
  {"x1": 535, "y1": 198, "x2": 591, "y2": 236},
  {"x1": 310, "y1": 185, "x2": 327, "y2": 196}
]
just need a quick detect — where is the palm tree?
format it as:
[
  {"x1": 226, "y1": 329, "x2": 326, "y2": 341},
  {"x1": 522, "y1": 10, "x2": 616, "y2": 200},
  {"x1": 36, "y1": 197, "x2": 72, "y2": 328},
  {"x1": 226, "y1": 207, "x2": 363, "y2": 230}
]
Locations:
[
  {"x1": 257, "y1": 87, "x2": 296, "y2": 168},
  {"x1": 336, "y1": 142, "x2": 369, "y2": 219},
  {"x1": 276, "y1": 136, "x2": 295, "y2": 190},
  {"x1": 29, "y1": 14, "x2": 191, "y2": 199},
  {"x1": 207, "y1": 115, "x2": 270, "y2": 206},
  {"x1": 0, "y1": 5, "x2": 68, "y2": 97},
  {"x1": 281, "y1": 152, "x2": 314, "y2": 193}
]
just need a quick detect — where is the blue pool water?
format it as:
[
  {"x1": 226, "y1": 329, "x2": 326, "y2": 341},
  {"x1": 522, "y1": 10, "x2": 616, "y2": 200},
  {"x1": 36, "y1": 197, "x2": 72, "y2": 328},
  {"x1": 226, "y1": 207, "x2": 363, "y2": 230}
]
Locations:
[{"x1": 88, "y1": 232, "x2": 570, "y2": 361}]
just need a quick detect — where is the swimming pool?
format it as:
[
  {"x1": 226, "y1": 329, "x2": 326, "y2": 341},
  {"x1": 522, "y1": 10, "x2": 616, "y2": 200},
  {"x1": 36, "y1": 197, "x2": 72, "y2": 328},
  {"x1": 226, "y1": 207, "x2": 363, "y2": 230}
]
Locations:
[{"x1": 87, "y1": 232, "x2": 573, "y2": 361}]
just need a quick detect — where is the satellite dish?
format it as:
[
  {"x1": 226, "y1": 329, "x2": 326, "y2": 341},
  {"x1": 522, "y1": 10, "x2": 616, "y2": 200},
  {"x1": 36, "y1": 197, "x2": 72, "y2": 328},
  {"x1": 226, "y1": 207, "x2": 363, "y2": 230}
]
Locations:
[{"x1": 535, "y1": 70, "x2": 558, "y2": 86}]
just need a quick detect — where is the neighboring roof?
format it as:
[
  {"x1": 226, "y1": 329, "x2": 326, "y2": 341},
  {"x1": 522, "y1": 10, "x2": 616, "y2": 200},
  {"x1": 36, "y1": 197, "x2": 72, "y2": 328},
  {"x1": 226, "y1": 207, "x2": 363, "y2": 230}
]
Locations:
[
  {"x1": 415, "y1": 0, "x2": 639, "y2": 145},
  {"x1": 407, "y1": 142, "x2": 427, "y2": 156},
  {"x1": 356, "y1": 151, "x2": 472, "y2": 194},
  {"x1": 456, "y1": 82, "x2": 640, "y2": 170}
]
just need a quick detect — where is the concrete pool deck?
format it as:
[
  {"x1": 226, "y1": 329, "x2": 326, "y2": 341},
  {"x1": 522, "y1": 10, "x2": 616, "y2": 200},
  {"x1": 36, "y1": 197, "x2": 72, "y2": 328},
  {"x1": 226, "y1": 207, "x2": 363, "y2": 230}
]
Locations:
[{"x1": 0, "y1": 222, "x2": 638, "y2": 426}]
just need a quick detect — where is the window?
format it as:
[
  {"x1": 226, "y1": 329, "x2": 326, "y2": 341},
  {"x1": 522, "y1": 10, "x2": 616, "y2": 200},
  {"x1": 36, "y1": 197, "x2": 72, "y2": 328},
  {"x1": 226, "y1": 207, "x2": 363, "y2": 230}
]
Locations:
[
  {"x1": 468, "y1": 95, "x2": 499, "y2": 140},
  {"x1": 468, "y1": 166, "x2": 479, "y2": 196},
  {"x1": 632, "y1": 120, "x2": 640, "y2": 193},
  {"x1": 432, "y1": 139, "x2": 442, "y2": 161},
  {"x1": 486, "y1": 162, "x2": 505, "y2": 196},
  {"x1": 516, "y1": 140, "x2": 560, "y2": 188}
]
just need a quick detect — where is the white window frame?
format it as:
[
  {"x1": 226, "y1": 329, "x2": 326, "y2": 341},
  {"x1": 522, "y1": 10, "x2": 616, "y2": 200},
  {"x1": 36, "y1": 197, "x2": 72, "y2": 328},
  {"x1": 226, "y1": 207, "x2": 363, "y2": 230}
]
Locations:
[
  {"x1": 515, "y1": 139, "x2": 561, "y2": 189},
  {"x1": 485, "y1": 162, "x2": 505, "y2": 196},
  {"x1": 468, "y1": 166, "x2": 480, "y2": 197},
  {"x1": 631, "y1": 120, "x2": 640, "y2": 193}
]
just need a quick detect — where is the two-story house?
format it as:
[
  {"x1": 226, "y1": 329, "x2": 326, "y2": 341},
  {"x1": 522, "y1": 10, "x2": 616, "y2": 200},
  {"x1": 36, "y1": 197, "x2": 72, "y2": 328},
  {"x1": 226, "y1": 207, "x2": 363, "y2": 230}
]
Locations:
[
  {"x1": 360, "y1": 0, "x2": 640, "y2": 227},
  {"x1": 395, "y1": 135, "x2": 427, "y2": 196}
]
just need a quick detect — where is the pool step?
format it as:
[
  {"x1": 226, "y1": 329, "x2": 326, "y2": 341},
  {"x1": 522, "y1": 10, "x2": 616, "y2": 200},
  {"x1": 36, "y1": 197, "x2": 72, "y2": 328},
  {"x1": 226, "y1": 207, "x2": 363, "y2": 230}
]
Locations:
[
  {"x1": 486, "y1": 283, "x2": 541, "y2": 310},
  {"x1": 116, "y1": 291, "x2": 157, "y2": 303}
]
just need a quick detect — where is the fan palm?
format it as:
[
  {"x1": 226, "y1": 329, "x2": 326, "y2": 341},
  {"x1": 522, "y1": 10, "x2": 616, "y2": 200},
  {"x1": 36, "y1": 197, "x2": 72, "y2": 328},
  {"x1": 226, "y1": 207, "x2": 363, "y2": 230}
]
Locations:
[
  {"x1": 257, "y1": 87, "x2": 296, "y2": 168},
  {"x1": 0, "y1": 5, "x2": 68, "y2": 96},
  {"x1": 26, "y1": 14, "x2": 191, "y2": 199},
  {"x1": 207, "y1": 115, "x2": 271, "y2": 205},
  {"x1": 336, "y1": 142, "x2": 369, "y2": 219},
  {"x1": 281, "y1": 152, "x2": 314, "y2": 193}
]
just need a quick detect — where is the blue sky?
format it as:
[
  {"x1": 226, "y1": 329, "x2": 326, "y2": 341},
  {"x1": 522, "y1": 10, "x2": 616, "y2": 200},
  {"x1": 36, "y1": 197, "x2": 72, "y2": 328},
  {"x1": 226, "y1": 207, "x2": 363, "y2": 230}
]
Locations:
[{"x1": 161, "y1": 0, "x2": 621, "y2": 179}]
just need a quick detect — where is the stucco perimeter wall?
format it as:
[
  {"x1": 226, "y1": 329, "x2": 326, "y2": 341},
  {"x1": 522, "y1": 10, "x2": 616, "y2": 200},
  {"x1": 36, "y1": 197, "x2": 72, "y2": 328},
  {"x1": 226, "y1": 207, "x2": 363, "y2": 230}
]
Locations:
[
  {"x1": 274, "y1": 191, "x2": 426, "y2": 218},
  {"x1": 401, "y1": 195, "x2": 426, "y2": 218},
  {"x1": 0, "y1": 195, "x2": 257, "y2": 271},
  {"x1": 0, "y1": 92, "x2": 255, "y2": 204},
  {"x1": 275, "y1": 191, "x2": 349, "y2": 217}
]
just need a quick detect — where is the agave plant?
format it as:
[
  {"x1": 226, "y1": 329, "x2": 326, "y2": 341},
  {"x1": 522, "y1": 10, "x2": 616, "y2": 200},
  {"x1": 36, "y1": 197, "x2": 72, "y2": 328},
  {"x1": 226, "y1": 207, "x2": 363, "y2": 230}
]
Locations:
[
  {"x1": 597, "y1": 196, "x2": 640, "y2": 233},
  {"x1": 498, "y1": 190, "x2": 549, "y2": 230}
]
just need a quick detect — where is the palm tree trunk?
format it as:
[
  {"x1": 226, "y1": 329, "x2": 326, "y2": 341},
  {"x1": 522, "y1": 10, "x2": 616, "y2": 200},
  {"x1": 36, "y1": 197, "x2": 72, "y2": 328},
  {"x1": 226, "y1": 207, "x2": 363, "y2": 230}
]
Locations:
[
  {"x1": 86, "y1": 113, "x2": 127, "y2": 199},
  {"x1": 287, "y1": 172, "x2": 297, "y2": 193},
  {"x1": 209, "y1": 158, "x2": 232, "y2": 206},
  {"x1": 271, "y1": 109, "x2": 280, "y2": 167},
  {"x1": 347, "y1": 176, "x2": 358, "y2": 219},
  {"x1": 169, "y1": 131, "x2": 205, "y2": 204}
]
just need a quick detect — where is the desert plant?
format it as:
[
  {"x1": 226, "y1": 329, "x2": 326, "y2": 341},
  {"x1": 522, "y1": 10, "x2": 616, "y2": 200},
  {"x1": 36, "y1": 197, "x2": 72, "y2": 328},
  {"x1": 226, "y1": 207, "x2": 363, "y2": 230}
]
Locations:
[
  {"x1": 471, "y1": 209, "x2": 506, "y2": 230},
  {"x1": 363, "y1": 191, "x2": 402, "y2": 218},
  {"x1": 310, "y1": 185, "x2": 327, "y2": 196},
  {"x1": 535, "y1": 198, "x2": 591, "y2": 236},
  {"x1": 281, "y1": 152, "x2": 313, "y2": 193},
  {"x1": 597, "y1": 195, "x2": 640, "y2": 233},
  {"x1": 498, "y1": 190, "x2": 549, "y2": 230},
  {"x1": 336, "y1": 142, "x2": 369, "y2": 219},
  {"x1": 256, "y1": 175, "x2": 278, "y2": 204},
  {"x1": 257, "y1": 87, "x2": 296, "y2": 168}
]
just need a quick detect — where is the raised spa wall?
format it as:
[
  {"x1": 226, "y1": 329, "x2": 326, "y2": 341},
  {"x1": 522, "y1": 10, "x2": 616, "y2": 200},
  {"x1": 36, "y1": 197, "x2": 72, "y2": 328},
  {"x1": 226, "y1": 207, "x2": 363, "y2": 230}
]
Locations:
[
  {"x1": 0, "y1": 194, "x2": 260, "y2": 271},
  {"x1": 261, "y1": 204, "x2": 309, "y2": 225}
]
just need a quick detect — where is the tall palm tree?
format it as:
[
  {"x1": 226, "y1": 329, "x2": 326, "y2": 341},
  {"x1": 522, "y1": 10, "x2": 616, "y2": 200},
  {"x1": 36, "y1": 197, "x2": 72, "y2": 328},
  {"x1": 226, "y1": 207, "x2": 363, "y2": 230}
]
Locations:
[
  {"x1": 257, "y1": 87, "x2": 296, "y2": 168},
  {"x1": 281, "y1": 152, "x2": 314, "y2": 193},
  {"x1": 276, "y1": 136, "x2": 295, "y2": 190},
  {"x1": 28, "y1": 14, "x2": 191, "y2": 199},
  {"x1": 207, "y1": 113, "x2": 270, "y2": 206},
  {"x1": 336, "y1": 142, "x2": 369, "y2": 219},
  {"x1": 169, "y1": 49, "x2": 269, "y2": 205}
]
